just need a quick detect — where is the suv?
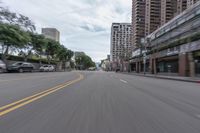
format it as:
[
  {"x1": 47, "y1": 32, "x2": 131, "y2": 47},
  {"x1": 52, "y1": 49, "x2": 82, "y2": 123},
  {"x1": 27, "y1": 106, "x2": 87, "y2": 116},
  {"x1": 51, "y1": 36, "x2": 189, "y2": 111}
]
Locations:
[
  {"x1": 39, "y1": 65, "x2": 55, "y2": 72},
  {"x1": 7, "y1": 62, "x2": 35, "y2": 73},
  {"x1": 0, "y1": 60, "x2": 6, "y2": 73}
]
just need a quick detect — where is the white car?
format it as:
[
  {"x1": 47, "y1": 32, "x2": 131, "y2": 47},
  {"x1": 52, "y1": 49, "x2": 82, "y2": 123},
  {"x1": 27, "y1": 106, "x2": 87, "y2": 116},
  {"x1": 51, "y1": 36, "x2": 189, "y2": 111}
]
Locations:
[
  {"x1": 0, "y1": 60, "x2": 6, "y2": 73},
  {"x1": 39, "y1": 65, "x2": 55, "y2": 72}
]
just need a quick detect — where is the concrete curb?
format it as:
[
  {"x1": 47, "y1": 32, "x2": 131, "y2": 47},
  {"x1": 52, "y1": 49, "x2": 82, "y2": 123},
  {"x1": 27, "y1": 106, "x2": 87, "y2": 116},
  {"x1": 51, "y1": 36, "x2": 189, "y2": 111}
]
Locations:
[{"x1": 121, "y1": 72, "x2": 200, "y2": 83}]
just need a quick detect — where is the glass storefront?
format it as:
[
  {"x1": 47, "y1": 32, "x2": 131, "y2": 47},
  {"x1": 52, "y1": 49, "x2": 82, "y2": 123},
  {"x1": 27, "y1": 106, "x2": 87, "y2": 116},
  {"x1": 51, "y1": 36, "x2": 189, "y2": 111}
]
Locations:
[
  {"x1": 130, "y1": 63, "x2": 136, "y2": 72},
  {"x1": 194, "y1": 51, "x2": 200, "y2": 75},
  {"x1": 157, "y1": 60, "x2": 179, "y2": 73}
]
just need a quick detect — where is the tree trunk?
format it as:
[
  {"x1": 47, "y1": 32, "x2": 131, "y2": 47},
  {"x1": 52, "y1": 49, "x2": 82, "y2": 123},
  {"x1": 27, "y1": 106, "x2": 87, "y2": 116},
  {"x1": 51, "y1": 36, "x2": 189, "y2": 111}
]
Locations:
[
  {"x1": 24, "y1": 57, "x2": 28, "y2": 62},
  {"x1": 39, "y1": 54, "x2": 42, "y2": 67},
  {"x1": 47, "y1": 55, "x2": 50, "y2": 64},
  {"x1": 2, "y1": 45, "x2": 9, "y2": 66}
]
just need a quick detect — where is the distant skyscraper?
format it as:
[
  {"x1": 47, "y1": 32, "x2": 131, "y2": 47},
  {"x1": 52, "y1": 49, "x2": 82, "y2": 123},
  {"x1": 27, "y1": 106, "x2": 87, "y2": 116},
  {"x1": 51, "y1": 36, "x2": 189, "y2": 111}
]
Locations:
[
  {"x1": 132, "y1": 0, "x2": 146, "y2": 49},
  {"x1": 42, "y1": 28, "x2": 60, "y2": 42},
  {"x1": 110, "y1": 23, "x2": 132, "y2": 62}
]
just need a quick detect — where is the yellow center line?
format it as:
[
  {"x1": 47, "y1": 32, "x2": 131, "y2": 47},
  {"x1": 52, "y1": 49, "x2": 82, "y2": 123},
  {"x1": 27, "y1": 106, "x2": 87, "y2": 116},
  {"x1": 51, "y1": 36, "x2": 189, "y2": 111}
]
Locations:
[
  {"x1": 0, "y1": 73, "x2": 84, "y2": 117},
  {"x1": 0, "y1": 81, "x2": 72, "y2": 111}
]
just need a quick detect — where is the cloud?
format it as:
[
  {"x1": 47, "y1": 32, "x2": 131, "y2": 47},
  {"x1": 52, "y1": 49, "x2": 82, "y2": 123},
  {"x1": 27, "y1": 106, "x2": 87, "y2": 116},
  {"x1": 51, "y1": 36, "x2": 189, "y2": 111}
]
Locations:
[{"x1": 2, "y1": 0, "x2": 131, "y2": 62}]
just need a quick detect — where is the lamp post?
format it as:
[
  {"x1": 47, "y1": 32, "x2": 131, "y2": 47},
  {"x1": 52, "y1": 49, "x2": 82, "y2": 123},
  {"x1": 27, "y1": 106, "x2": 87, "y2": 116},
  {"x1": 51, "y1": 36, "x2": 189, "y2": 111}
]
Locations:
[{"x1": 141, "y1": 38, "x2": 147, "y2": 75}]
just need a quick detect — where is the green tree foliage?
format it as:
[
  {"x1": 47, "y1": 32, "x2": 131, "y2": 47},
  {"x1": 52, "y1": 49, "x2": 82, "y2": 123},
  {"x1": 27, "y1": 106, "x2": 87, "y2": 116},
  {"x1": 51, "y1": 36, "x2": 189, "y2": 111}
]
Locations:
[
  {"x1": 45, "y1": 38, "x2": 60, "y2": 64},
  {"x1": 56, "y1": 45, "x2": 74, "y2": 69},
  {"x1": 29, "y1": 33, "x2": 47, "y2": 64},
  {"x1": 57, "y1": 45, "x2": 74, "y2": 62},
  {"x1": 30, "y1": 33, "x2": 46, "y2": 55},
  {"x1": 0, "y1": 7, "x2": 35, "y2": 32},
  {"x1": 0, "y1": 5, "x2": 74, "y2": 69},
  {"x1": 75, "y1": 53, "x2": 95, "y2": 70},
  {"x1": 0, "y1": 23, "x2": 30, "y2": 61}
]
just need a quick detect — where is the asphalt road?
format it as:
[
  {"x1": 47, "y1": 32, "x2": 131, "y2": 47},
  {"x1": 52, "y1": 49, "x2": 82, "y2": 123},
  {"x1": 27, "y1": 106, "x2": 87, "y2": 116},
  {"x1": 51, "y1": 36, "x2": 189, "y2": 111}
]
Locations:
[{"x1": 0, "y1": 71, "x2": 200, "y2": 133}]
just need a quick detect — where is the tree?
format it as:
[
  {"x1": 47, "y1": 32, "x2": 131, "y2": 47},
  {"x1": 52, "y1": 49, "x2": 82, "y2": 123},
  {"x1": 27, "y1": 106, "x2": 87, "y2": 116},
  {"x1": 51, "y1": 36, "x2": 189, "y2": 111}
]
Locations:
[
  {"x1": 0, "y1": 23, "x2": 30, "y2": 62},
  {"x1": 57, "y1": 45, "x2": 73, "y2": 62},
  {"x1": 75, "y1": 53, "x2": 95, "y2": 70},
  {"x1": 45, "y1": 39, "x2": 60, "y2": 64},
  {"x1": 56, "y1": 45, "x2": 74, "y2": 70},
  {"x1": 30, "y1": 33, "x2": 47, "y2": 65},
  {"x1": 0, "y1": 7, "x2": 35, "y2": 32}
]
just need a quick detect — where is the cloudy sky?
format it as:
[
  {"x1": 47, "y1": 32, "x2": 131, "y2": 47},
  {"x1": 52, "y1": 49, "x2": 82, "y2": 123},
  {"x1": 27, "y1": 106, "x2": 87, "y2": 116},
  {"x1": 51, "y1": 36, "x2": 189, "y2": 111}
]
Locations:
[{"x1": 2, "y1": 0, "x2": 131, "y2": 62}]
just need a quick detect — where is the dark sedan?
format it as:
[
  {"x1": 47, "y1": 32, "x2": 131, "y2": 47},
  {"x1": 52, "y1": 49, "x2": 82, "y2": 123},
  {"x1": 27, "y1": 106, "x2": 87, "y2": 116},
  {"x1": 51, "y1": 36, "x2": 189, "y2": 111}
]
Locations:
[{"x1": 7, "y1": 62, "x2": 35, "y2": 73}]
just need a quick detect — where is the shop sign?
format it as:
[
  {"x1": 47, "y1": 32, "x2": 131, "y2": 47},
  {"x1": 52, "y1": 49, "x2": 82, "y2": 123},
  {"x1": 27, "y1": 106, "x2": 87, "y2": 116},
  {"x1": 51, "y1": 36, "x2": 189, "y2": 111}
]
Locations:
[{"x1": 158, "y1": 46, "x2": 179, "y2": 58}]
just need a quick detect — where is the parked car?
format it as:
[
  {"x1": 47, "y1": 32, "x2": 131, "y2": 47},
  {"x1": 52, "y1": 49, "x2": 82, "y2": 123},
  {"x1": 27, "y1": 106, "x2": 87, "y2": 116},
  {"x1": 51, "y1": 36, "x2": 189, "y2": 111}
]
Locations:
[
  {"x1": 88, "y1": 67, "x2": 96, "y2": 71},
  {"x1": 39, "y1": 65, "x2": 55, "y2": 72},
  {"x1": 7, "y1": 62, "x2": 35, "y2": 73},
  {"x1": 0, "y1": 60, "x2": 6, "y2": 73}
]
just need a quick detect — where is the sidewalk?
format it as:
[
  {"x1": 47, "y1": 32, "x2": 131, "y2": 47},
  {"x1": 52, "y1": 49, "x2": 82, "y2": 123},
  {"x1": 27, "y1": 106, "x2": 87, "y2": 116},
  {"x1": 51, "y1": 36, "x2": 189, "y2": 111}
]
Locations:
[{"x1": 122, "y1": 72, "x2": 200, "y2": 83}]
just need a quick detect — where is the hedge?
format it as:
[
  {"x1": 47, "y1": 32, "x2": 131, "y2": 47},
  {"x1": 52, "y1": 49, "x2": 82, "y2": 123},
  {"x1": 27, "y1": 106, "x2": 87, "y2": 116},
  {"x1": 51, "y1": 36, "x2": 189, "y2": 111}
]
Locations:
[{"x1": 0, "y1": 54, "x2": 57, "y2": 64}]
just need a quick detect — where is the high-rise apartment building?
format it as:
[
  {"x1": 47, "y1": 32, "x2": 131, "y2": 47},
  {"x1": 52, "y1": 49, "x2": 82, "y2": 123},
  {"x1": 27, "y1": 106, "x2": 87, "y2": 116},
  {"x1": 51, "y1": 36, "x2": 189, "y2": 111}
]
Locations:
[
  {"x1": 161, "y1": 0, "x2": 178, "y2": 26},
  {"x1": 145, "y1": 0, "x2": 161, "y2": 36},
  {"x1": 42, "y1": 28, "x2": 60, "y2": 42},
  {"x1": 132, "y1": 0, "x2": 146, "y2": 49},
  {"x1": 110, "y1": 23, "x2": 132, "y2": 62},
  {"x1": 187, "y1": 0, "x2": 200, "y2": 8},
  {"x1": 177, "y1": 0, "x2": 187, "y2": 14},
  {"x1": 131, "y1": 0, "x2": 195, "y2": 50}
]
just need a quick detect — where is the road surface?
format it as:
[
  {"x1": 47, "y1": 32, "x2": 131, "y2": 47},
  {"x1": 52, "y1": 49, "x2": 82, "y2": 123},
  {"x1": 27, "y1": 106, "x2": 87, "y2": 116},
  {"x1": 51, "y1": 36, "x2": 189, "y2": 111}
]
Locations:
[{"x1": 0, "y1": 71, "x2": 200, "y2": 133}]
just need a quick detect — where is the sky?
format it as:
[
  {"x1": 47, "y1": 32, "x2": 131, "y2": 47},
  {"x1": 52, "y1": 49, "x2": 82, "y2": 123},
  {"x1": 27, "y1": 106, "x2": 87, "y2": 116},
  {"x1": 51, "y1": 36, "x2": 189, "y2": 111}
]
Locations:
[{"x1": 2, "y1": 0, "x2": 131, "y2": 62}]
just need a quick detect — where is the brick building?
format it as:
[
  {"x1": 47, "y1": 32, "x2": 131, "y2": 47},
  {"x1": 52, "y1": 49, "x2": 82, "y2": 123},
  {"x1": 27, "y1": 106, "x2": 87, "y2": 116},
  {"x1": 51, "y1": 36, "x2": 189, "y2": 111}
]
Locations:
[{"x1": 130, "y1": 3, "x2": 200, "y2": 77}]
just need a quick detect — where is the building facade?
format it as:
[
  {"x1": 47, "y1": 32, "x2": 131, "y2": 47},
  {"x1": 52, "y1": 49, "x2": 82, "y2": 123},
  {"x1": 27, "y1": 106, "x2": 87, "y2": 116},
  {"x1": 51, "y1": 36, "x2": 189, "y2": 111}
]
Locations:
[
  {"x1": 131, "y1": 0, "x2": 199, "y2": 50},
  {"x1": 110, "y1": 23, "x2": 132, "y2": 70},
  {"x1": 177, "y1": 0, "x2": 187, "y2": 14},
  {"x1": 132, "y1": 0, "x2": 146, "y2": 49},
  {"x1": 130, "y1": 2, "x2": 200, "y2": 77},
  {"x1": 132, "y1": 0, "x2": 179, "y2": 49},
  {"x1": 145, "y1": 0, "x2": 161, "y2": 36},
  {"x1": 187, "y1": 0, "x2": 200, "y2": 8},
  {"x1": 42, "y1": 28, "x2": 60, "y2": 42},
  {"x1": 161, "y1": 0, "x2": 178, "y2": 26}
]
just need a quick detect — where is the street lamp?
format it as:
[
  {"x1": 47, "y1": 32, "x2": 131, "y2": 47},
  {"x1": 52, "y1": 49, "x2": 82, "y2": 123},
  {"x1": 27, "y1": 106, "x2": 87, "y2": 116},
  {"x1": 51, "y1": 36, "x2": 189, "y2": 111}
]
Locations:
[{"x1": 140, "y1": 38, "x2": 147, "y2": 75}]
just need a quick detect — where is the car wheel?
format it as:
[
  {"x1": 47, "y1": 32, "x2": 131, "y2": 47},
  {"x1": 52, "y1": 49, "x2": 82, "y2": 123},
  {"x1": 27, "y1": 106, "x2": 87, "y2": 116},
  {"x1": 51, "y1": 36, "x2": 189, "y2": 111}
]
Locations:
[{"x1": 19, "y1": 68, "x2": 23, "y2": 73}]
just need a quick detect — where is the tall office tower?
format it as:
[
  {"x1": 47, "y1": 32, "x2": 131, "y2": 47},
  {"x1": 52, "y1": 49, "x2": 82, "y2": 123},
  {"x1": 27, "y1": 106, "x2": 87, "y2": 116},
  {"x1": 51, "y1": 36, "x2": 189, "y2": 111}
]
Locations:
[
  {"x1": 110, "y1": 23, "x2": 132, "y2": 62},
  {"x1": 145, "y1": 0, "x2": 161, "y2": 36},
  {"x1": 42, "y1": 28, "x2": 60, "y2": 42},
  {"x1": 161, "y1": 0, "x2": 178, "y2": 26},
  {"x1": 177, "y1": 0, "x2": 187, "y2": 14},
  {"x1": 187, "y1": 0, "x2": 200, "y2": 8},
  {"x1": 132, "y1": 0, "x2": 146, "y2": 49}
]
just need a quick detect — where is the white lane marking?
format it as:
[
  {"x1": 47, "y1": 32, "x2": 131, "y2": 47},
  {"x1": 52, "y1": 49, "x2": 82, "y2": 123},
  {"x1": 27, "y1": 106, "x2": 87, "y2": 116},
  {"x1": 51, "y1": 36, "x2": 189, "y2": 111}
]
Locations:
[{"x1": 120, "y1": 79, "x2": 128, "y2": 83}]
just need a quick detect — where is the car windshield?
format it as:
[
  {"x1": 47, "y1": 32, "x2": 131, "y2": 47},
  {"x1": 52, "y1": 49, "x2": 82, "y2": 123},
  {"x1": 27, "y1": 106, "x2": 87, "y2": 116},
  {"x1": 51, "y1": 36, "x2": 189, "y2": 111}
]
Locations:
[
  {"x1": 42, "y1": 65, "x2": 48, "y2": 67},
  {"x1": 12, "y1": 62, "x2": 23, "y2": 66}
]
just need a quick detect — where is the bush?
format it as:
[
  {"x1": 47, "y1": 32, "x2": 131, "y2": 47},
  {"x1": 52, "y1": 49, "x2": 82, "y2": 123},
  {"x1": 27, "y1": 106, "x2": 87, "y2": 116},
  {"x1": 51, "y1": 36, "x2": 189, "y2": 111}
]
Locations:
[{"x1": 0, "y1": 54, "x2": 57, "y2": 64}]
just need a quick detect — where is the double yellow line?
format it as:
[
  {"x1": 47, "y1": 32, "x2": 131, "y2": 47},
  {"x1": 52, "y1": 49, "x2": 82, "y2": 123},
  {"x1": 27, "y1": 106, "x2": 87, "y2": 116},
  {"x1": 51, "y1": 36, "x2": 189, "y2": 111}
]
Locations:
[{"x1": 0, "y1": 73, "x2": 84, "y2": 117}]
